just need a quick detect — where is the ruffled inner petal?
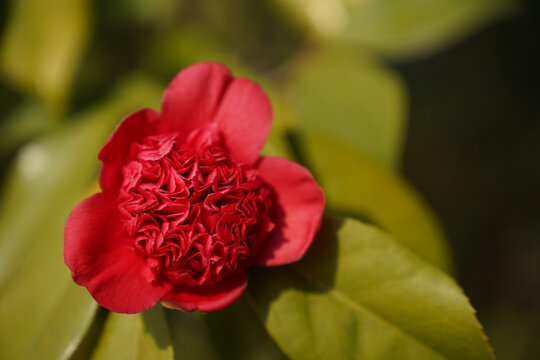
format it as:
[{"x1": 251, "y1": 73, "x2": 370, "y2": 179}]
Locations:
[{"x1": 117, "y1": 133, "x2": 273, "y2": 288}]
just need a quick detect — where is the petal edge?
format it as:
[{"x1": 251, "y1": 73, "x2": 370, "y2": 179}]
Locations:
[
  {"x1": 99, "y1": 108, "x2": 159, "y2": 194},
  {"x1": 64, "y1": 193, "x2": 172, "y2": 313},
  {"x1": 159, "y1": 62, "x2": 233, "y2": 140},
  {"x1": 161, "y1": 272, "x2": 248, "y2": 313},
  {"x1": 214, "y1": 78, "x2": 272, "y2": 165},
  {"x1": 254, "y1": 157, "x2": 325, "y2": 266}
]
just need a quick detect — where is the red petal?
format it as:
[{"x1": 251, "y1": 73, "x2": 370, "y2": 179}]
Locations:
[
  {"x1": 99, "y1": 109, "x2": 159, "y2": 193},
  {"x1": 254, "y1": 157, "x2": 325, "y2": 266},
  {"x1": 214, "y1": 78, "x2": 272, "y2": 165},
  {"x1": 64, "y1": 193, "x2": 172, "y2": 314},
  {"x1": 159, "y1": 62, "x2": 233, "y2": 140},
  {"x1": 161, "y1": 273, "x2": 247, "y2": 312}
]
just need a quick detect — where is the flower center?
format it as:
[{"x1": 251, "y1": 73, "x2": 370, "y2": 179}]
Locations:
[{"x1": 118, "y1": 133, "x2": 273, "y2": 286}]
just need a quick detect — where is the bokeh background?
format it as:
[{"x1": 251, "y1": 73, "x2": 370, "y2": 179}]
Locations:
[{"x1": 0, "y1": 0, "x2": 538, "y2": 359}]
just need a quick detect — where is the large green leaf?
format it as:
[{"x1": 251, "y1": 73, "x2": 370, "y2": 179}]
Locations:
[
  {"x1": 0, "y1": 246, "x2": 97, "y2": 360},
  {"x1": 111, "y1": 0, "x2": 180, "y2": 25},
  {"x1": 248, "y1": 217, "x2": 493, "y2": 360},
  {"x1": 164, "y1": 310, "x2": 219, "y2": 360},
  {"x1": 91, "y1": 306, "x2": 172, "y2": 360},
  {"x1": 0, "y1": 101, "x2": 59, "y2": 157},
  {"x1": 205, "y1": 296, "x2": 287, "y2": 360},
  {"x1": 302, "y1": 132, "x2": 452, "y2": 272},
  {"x1": 165, "y1": 298, "x2": 287, "y2": 360},
  {"x1": 0, "y1": 0, "x2": 90, "y2": 112},
  {"x1": 273, "y1": 0, "x2": 514, "y2": 58},
  {"x1": 142, "y1": 25, "x2": 240, "y2": 79},
  {"x1": 288, "y1": 47, "x2": 406, "y2": 169},
  {"x1": 0, "y1": 115, "x2": 110, "y2": 360},
  {"x1": 0, "y1": 76, "x2": 163, "y2": 360}
]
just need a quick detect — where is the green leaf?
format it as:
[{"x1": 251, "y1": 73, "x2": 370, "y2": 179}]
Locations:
[
  {"x1": 0, "y1": 114, "x2": 109, "y2": 360},
  {"x1": 273, "y1": 0, "x2": 514, "y2": 58},
  {"x1": 69, "y1": 309, "x2": 108, "y2": 360},
  {"x1": 302, "y1": 132, "x2": 452, "y2": 272},
  {"x1": 0, "y1": 101, "x2": 59, "y2": 157},
  {"x1": 142, "y1": 25, "x2": 240, "y2": 79},
  {"x1": 341, "y1": 0, "x2": 514, "y2": 58},
  {"x1": 288, "y1": 47, "x2": 406, "y2": 169},
  {"x1": 248, "y1": 217, "x2": 494, "y2": 360},
  {"x1": 91, "y1": 306, "x2": 173, "y2": 360},
  {"x1": 164, "y1": 310, "x2": 219, "y2": 360},
  {"x1": 165, "y1": 295, "x2": 286, "y2": 360},
  {"x1": 0, "y1": 0, "x2": 90, "y2": 112},
  {"x1": 0, "y1": 251, "x2": 97, "y2": 360},
  {"x1": 165, "y1": 299, "x2": 287, "y2": 360},
  {"x1": 205, "y1": 296, "x2": 287, "y2": 360},
  {"x1": 0, "y1": 76, "x2": 163, "y2": 360},
  {"x1": 111, "y1": 0, "x2": 180, "y2": 25}
]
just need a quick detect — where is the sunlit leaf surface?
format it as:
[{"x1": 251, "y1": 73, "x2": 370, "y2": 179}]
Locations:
[
  {"x1": 301, "y1": 132, "x2": 452, "y2": 272},
  {"x1": 91, "y1": 306, "x2": 172, "y2": 360},
  {"x1": 274, "y1": 0, "x2": 514, "y2": 58},
  {"x1": 0, "y1": 111, "x2": 111, "y2": 360},
  {"x1": 249, "y1": 217, "x2": 493, "y2": 360},
  {"x1": 0, "y1": 0, "x2": 90, "y2": 112},
  {"x1": 288, "y1": 48, "x2": 406, "y2": 169},
  {"x1": 165, "y1": 310, "x2": 218, "y2": 360}
]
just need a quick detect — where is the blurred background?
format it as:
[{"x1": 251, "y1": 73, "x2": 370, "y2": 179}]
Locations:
[{"x1": 0, "y1": 0, "x2": 538, "y2": 359}]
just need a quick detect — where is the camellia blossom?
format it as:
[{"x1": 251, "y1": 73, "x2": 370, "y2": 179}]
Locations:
[{"x1": 64, "y1": 62, "x2": 325, "y2": 313}]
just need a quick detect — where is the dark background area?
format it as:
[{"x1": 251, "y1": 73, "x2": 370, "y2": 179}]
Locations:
[{"x1": 399, "y1": 2, "x2": 540, "y2": 357}]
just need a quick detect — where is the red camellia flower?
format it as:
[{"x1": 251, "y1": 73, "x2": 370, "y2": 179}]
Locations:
[{"x1": 64, "y1": 63, "x2": 325, "y2": 313}]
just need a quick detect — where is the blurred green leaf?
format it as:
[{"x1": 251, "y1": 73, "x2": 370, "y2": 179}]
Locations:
[
  {"x1": 91, "y1": 306, "x2": 172, "y2": 360},
  {"x1": 143, "y1": 25, "x2": 240, "y2": 79},
  {"x1": 288, "y1": 47, "x2": 406, "y2": 169},
  {"x1": 0, "y1": 0, "x2": 90, "y2": 112},
  {"x1": 0, "y1": 101, "x2": 59, "y2": 157},
  {"x1": 0, "y1": 274, "x2": 97, "y2": 360},
  {"x1": 164, "y1": 310, "x2": 219, "y2": 360},
  {"x1": 0, "y1": 75, "x2": 163, "y2": 360},
  {"x1": 196, "y1": 0, "x2": 305, "y2": 69},
  {"x1": 0, "y1": 112, "x2": 109, "y2": 360},
  {"x1": 261, "y1": 88, "x2": 297, "y2": 160},
  {"x1": 248, "y1": 217, "x2": 494, "y2": 360},
  {"x1": 111, "y1": 0, "x2": 180, "y2": 25},
  {"x1": 302, "y1": 132, "x2": 452, "y2": 272},
  {"x1": 205, "y1": 296, "x2": 287, "y2": 360},
  {"x1": 274, "y1": 0, "x2": 514, "y2": 58}
]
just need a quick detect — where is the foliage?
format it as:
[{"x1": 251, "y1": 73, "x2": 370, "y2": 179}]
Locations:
[{"x1": 0, "y1": 0, "x2": 514, "y2": 358}]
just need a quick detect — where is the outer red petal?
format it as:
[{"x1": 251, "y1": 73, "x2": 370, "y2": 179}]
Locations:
[
  {"x1": 98, "y1": 108, "x2": 159, "y2": 193},
  {"x1": 254, "y1": 157, "x2": 325, "y2": 266},
  {"x1": 161, "y1": 272, "x2": 247, "y2": 312},
  {"x1": 64, "y1": 193, "x2": 172, "y2": 314},
  {"x1": 159, "y1": 62, "x2": 233, "y2": 140},
  {"x1": 214, "y1": 78, "x2": 272, "y2": 165}
]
